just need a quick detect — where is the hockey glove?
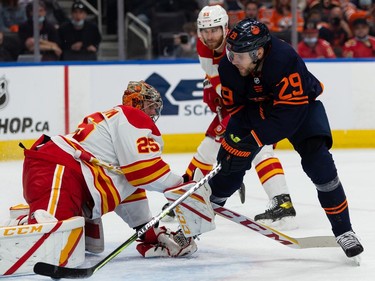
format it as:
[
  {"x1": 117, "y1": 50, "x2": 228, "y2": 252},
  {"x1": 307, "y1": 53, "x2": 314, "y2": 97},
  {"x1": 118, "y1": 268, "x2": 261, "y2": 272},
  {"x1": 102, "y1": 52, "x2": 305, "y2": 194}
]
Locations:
[
  {"x1": 214, "y1": 115, "x2": 230, "y2": 136},
  {"x1": 217, "y1": 133, "x2": 260, "y2": 175},
  {"x1": 135, "y1": 226, "x2": 197, "y2": 258},
  {"x1": 203, "y1": 79, "x2": 222, "y2": 113}
]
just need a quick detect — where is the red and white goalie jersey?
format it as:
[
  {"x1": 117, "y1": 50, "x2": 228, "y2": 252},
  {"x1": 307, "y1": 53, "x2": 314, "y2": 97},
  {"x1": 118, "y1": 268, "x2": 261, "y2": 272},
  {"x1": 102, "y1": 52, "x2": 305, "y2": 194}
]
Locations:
[{"x1": 51, "y1": 105, "x2": 183, "y2": 220}]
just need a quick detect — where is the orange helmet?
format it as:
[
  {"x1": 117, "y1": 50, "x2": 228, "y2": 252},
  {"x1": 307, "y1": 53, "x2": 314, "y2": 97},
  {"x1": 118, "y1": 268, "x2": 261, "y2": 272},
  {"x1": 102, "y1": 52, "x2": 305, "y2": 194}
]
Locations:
[{"x1": 122, "y1": 81, "x2": 163, "y2": 122}]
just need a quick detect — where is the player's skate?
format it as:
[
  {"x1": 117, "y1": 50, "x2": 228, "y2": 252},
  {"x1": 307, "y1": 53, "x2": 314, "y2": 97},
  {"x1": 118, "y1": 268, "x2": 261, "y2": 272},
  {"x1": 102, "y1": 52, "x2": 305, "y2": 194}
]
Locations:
[
  {"x1": 336, "y1": 230, "x2": 364, "y2": 265},
  {"x1": 254, "y1": 194, "x2": 297, "y2": 230}
]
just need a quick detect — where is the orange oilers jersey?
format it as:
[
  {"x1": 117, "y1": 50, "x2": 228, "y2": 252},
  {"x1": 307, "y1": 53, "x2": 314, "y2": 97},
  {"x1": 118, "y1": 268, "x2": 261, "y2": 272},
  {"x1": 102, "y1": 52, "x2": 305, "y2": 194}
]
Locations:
[
  {"x1": 268, "y1": 9, "x2": 304, "y2": 33},
  {"x1": 52, "y1": 105, "x2": 183, "y2": 218},
  {"x1": 197, "y1": 38, "x2": 226, "y2": 96}
]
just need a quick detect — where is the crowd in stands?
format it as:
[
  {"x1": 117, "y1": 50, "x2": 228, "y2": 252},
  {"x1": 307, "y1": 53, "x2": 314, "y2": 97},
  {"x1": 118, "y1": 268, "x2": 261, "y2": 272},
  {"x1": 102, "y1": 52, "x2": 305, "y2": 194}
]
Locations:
[
  {"x1": 0, "y1": 0, "x2": 101, "y2": 62},
  {"x1": 210, "y1": 0, "x2": 375, "y2": 58},
  {"x1": 146, "y1": 0, "x2": 375, "y2": 59},
  {"x1": 0, "y1": 0, "x2": 374, "y2": 62}
]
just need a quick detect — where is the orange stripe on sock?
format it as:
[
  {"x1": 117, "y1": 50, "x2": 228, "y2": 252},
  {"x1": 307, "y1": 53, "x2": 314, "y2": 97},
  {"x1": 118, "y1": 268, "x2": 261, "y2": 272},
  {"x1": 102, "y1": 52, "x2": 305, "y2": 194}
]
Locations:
[{"x1": 324, "y1": 200, "x2": 348, "y2": 215}]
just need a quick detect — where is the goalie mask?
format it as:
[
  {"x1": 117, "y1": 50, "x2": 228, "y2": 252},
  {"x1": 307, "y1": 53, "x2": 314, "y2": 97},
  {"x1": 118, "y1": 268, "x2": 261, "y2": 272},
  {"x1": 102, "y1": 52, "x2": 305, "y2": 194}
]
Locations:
[{"x1": 123, "y1": 81, "x2": 163, "y2": 122}]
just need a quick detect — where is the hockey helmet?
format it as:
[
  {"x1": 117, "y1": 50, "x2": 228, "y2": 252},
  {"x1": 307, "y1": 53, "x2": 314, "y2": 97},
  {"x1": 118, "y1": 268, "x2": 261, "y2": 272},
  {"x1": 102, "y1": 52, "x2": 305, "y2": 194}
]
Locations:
[
  {"x1": 226, "y1": 18, "x2": 271, "y2": 53},
  {"x1": 197, "y1": 5, "x2": 228, "y2": 38},
  {"x1": 123, "y1": 81, "x2": 163, "y2": 122}
]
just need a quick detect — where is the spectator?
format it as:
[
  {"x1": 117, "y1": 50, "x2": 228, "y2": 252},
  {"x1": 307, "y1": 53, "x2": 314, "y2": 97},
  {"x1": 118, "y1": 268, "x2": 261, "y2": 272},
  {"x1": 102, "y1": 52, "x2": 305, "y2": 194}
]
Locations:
[
  {"x1": 0, "y1": 29, "x2": 21, "y2": 60},
  {"x1": 242, "y1": 0, "x2": 274, "y2": 29},
  {"x1": 268, "y1": 0, "x2": 305, "y2": 43},
  {"x1": 58, "y1": 1, "x2": 101, "y2": 61},
  {"x1": 43, "y1": 0, "x2": 69, "y2": 29},
  {"x1": 244, "y1": 0, "x2": 259, "y2": 19},
  {"x1": 174, "y1": 21, "x2": 198, "y2": 58},
  {"x1": 304, "y1": 0, "x2": 341, "y2": 22},
  {"x1": 0, "y1": 0, "x2": 27, "y2": 33},
  {"x1": 343, "y1": 17, "x2": 375, "y2": 57},
  {"x1": 342, "y1": 0, "x2": 374, "y2": 23},
  {"x1": 18, "y1": 0, "x2": 62, "y2": 61},
  {"x1": 258, "y1": 2, "x2": 274, "y2": 29},
  {"x1": 226, "y1": 0, "x2": 246, "y2": 28},
  {"x1": 319, "y1": 6, "x2": 352, "y2": 56},
  {"x1": 298, "y1": 21, "x2": 337, "y2": 58},
  {"x1": 305, "y1": 7, "x2": 329, "y2": 27}
]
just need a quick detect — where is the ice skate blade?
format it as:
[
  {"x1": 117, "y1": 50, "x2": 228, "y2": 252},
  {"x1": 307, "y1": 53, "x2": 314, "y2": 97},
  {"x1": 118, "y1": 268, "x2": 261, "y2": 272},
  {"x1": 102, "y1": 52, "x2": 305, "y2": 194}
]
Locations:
[
  {"x1": 351, "y1": 254, "x2": 361, "y2": 266},
  {"x1": 256, "y1": 216, "x2": 298, "y2": 231}
]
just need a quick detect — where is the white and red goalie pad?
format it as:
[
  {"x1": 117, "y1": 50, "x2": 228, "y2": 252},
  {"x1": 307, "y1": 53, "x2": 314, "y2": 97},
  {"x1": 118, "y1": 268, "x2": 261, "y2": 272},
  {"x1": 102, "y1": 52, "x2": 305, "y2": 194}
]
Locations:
[
  {"x1": 164, "y1": 169, "x2": 216, "y2": 238},
  {"x1": 0, "y1": 216, "x2": 85, "y2": 276}
]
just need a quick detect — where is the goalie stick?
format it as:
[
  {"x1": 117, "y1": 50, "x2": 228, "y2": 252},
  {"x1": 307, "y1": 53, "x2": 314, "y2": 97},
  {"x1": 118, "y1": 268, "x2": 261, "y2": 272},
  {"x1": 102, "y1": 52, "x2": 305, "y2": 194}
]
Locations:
[
  {"x1": 33, "y1": 163, "x2": 221, "y2": 279},
  {"x1": 212, "y1": 203, "x2": 339, "y2": 249}
]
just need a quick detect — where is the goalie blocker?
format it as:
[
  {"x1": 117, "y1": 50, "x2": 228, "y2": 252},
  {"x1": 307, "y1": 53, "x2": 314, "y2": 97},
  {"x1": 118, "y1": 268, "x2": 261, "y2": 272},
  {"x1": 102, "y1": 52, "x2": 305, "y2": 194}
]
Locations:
[
  {"x1": 164, "y1": 169, "x2": 216, "y2": 238},
  {"x1": 0, "y1": 206, "x2": 85, "y2": 276}
]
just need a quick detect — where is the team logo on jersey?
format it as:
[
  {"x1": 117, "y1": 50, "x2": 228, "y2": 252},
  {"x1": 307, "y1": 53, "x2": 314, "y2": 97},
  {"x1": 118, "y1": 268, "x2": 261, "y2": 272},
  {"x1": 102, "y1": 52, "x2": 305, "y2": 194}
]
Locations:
[
  {"x1": 251, "y1": 25, "x2": 260, "y2": 35},
  {"x1": 254, "y1": 77, "x2": 260, "y2": 84},
  {"x1": 0, "y1": 76, "x2": 9, "y2": 110},
  {"x1": 229, "y1": 31, "x2": 238, "y2": 40}
]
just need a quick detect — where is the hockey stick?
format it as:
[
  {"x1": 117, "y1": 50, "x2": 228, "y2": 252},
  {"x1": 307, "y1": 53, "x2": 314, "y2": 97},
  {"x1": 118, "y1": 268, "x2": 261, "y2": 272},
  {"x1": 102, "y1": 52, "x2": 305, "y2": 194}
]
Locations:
[
  {"x1": 212, "y1": 203, "x2": 339, "y2": 249},
  {"x1": 33, "y1": 164, "x2": 221, "y2": 279}
]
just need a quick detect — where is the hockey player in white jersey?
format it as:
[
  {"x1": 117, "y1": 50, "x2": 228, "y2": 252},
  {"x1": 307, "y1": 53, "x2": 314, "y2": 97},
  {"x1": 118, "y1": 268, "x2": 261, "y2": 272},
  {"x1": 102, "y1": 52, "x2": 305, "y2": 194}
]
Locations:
[{"x1": 3, "y1": 81, "x2": 216, "y2": 272}]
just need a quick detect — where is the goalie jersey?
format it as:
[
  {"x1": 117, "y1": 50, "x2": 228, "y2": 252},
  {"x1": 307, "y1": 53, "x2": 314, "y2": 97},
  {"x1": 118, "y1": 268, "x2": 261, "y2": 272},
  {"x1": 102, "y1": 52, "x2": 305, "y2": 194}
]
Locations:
[
  {"x1": 52, "y1": 105, "x2": 183, "y2": 219},
  {"x1": 218, "y1": 35, "x2": 325, "y2": 146}
]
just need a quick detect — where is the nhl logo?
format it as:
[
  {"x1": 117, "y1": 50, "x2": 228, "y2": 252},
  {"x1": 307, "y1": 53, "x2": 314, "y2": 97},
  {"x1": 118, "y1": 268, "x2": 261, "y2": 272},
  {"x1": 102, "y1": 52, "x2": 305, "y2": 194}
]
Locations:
[
  {"x1": 254, "y1": 77, "x2": 260, "y2": 84},
  {"x1": 0, "y1": 76, "x2": 9, "y2": 110}
]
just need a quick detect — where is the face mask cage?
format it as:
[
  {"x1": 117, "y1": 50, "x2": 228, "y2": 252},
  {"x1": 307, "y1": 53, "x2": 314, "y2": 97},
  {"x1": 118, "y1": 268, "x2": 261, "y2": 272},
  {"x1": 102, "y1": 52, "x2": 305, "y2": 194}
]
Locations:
[
  {"x1": 142, "y1": 90, "x2": 163, "y2": 122},
  {"x1": 123, "y1": 81, "x2": 163, "y2": 122}
]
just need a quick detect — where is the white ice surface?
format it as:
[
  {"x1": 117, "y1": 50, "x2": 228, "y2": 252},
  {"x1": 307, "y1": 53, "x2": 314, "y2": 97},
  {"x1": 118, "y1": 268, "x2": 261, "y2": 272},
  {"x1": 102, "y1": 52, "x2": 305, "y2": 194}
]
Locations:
[{"x1": 1, "y1": 149, "x2": 374, "y2": 280}]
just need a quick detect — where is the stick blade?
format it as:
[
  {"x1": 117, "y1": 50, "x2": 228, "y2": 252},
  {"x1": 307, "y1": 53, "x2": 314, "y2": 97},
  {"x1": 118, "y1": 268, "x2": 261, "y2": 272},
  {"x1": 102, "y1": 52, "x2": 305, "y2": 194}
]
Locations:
[
  {"x1": 34, "y1": 262, "x2": 94, "y2": 279},
  {"x1": 295, "y1": 236, "x2": 339, "y2": 249}
]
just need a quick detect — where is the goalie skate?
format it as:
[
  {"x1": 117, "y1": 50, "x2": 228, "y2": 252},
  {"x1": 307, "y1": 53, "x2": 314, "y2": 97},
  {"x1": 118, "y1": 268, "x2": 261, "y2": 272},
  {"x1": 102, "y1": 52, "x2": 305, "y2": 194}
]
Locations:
[{"x1": 254, "y1": 194, "x2": 297, "y2": 230}]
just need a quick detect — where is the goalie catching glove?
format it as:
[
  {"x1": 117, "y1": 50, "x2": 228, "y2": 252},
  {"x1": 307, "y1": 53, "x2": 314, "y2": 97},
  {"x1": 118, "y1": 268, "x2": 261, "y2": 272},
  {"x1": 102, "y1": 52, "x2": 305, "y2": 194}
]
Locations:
[
  {"x1": 218, "y1": 132, "x2": 261, "y2": 175},
  {"x1": 135, "y1": 225, "x2": 197, "y2": 258}
]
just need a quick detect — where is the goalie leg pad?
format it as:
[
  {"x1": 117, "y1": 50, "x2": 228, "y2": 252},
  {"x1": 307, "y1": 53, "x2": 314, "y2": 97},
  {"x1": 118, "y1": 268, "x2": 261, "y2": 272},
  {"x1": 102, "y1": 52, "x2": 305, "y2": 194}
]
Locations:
[
  {"x1": 164, "y1": 179, "x2": 216, "y2": 238},
  {"x1": 0, "y1": 214, "x2": 85, "y2": 276}
]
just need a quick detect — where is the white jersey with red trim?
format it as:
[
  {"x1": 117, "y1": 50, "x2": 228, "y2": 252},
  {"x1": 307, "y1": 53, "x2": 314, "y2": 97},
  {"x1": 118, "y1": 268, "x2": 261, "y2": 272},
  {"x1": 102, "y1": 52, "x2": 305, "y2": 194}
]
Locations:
[
  {"x1": 52, "y1": 105, "x2": 183, "y2": 219},
  {"x1": 197, "y1": 38, "x2": 226, "y2": 96}
]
